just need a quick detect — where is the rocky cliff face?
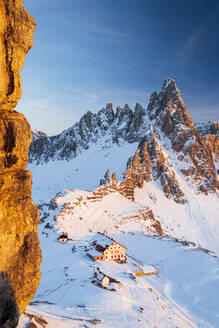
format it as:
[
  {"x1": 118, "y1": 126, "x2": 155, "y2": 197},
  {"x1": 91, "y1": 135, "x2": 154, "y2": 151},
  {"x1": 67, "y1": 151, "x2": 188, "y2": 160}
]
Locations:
[
  {"x1": 147, "y1": 78, "x2": 218, "y2": 194},
  {"x1": 196, "y1": 122, "x2": 219, "y2": 161},
  {"x1": 0, "y1": 0, "x2": 41, "y2": 315},
  {"x1": 136, "y1": 133, "x2": 187, "y2": 203}
]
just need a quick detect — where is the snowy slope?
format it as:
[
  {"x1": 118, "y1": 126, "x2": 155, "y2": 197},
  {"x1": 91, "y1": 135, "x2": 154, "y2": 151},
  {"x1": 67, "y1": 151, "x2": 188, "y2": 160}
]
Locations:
[
  {"x1": 28, "y1": 140, "x2": 139, "y2": 204},
  {"x1": 136, "y1": 181, "x2": 219, "y2": 254},
  {"x1": 18, "y1": 193, "x2": 219, "y2": 328},
  {"x1": 28, "y1": 133, "x2": 219, "y2": 256}
]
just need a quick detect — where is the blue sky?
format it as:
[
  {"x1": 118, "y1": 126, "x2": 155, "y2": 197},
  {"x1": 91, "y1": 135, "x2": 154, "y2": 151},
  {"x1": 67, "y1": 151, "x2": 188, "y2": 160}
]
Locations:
[{"x1": 18, "y1": 0, "x2": 219, "y2": 135}]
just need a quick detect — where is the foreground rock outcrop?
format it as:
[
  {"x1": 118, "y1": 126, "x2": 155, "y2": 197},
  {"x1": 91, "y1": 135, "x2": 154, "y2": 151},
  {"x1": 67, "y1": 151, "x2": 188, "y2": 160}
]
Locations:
[
  {"x1": 0, "y1": 0, "x2": 41, "y2": 315},
  {"x1": 0, "y1": 273, "x2": 19, "y2": 328},
  {"x1": 0, "y1": 0, "x2": 36, "y2": 111}
]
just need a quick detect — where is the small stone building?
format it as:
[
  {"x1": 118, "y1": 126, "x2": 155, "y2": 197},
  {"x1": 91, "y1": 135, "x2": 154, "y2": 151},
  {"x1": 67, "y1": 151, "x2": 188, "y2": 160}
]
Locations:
[
  {"x1": 96, "y1": 272, "x2": 110, "y2": 286},
  {"x1": 87, "y1": 232, "x2": 126, "y2": 262},
  {"x1": 59, "y1": 233, "x2": 68, "y2": 242}
]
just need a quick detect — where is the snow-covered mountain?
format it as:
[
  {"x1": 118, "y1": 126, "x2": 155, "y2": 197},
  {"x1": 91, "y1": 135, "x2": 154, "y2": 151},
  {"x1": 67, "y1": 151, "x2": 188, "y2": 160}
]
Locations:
[
  {"x1": 29, "y1": 78, "x2": 218, "y2": 196},
  {"x1": 28, "y1": 101, "x2": 148, "y2": 163},
  {"x1": 19, "y1": 78, "x2": 219, "y2": 327}
]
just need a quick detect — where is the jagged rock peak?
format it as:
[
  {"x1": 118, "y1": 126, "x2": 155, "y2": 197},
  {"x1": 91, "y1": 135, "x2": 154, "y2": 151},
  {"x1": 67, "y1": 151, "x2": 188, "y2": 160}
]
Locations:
[
  {"x1": 161, "y1": 78, "x2": 180, "y2": 93},
  {"x1": 147, "y1": 79, "x2": 218, "y2": 194},
  {"x1": 148, "y1": 78, "x2": 194, "y2": 129},
  {"x1": 29, "y1": 101, "x2": 150, "y2": 163},
  {"x1": 106, "y1": 103, "x2": 113, "y2": 111},
  {"x1": 124, "y1": 104, "x2": 131, "y2": 110},
  {"x1": 134, "y1": 102, "x2": 143, "y2": 112}
]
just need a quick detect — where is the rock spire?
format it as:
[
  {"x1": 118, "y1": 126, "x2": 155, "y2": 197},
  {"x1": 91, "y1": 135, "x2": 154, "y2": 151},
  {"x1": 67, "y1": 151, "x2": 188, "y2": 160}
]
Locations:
[{"x1": 147, "y1": 78, "x2": 218, "y2": 193}]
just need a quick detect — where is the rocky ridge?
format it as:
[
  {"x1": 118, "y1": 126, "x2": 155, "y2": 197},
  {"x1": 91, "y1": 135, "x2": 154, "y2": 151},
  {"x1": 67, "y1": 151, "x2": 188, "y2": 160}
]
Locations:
[
  {"x1": 29, "y1": 102, "x2": 149, "y2": 163},
  {"x1": 29, "y1": 79, "x2": 218, "y2": 202},
  {"x1": 0, "y1": 0, "x2": 41, "y2": 316}
]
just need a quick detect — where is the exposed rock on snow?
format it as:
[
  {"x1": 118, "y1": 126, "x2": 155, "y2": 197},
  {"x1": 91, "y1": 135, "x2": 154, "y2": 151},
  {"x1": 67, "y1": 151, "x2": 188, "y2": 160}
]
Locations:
[
  {"x1": 28, "y1": 103, "x2": 149, "y2": 163},
  {"x1": 137, "y1": 133, "x2": 187, "y2": 203},
  {"x1": 147, "y1": 78, "x2": 218, "y2": 194},
  {"x1": 56, "y1": 188, "x2": 163, "y2": 238}
]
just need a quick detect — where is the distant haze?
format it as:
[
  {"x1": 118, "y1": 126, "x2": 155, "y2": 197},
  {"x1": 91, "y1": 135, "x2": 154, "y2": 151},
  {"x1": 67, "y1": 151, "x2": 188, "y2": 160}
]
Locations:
[{"x1": 18, "y1": 0, "x2": 219, "y2": 136}]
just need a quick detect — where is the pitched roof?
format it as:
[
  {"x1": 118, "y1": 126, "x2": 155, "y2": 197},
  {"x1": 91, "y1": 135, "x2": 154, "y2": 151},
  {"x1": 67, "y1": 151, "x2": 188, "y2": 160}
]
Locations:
[
  {"x1": 59, "y1": 233, "x2": 68, "y2": 239},
  {"x1": 87, "y1": 248, "x2": 102, "y2": 258},
  {"x1": 96, "y1": 271, "x2": 111, "y2": 282},
  {"x1": 142, "y1": 264, "x2": 158, "y2": 274},
  {"x1": 89, "y1": 232, "x2": 126, "y2": 250}
]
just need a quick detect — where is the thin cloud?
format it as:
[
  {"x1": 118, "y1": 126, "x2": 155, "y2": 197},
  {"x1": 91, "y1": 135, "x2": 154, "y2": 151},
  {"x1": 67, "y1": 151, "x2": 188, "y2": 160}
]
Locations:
[
  {"x1": 179, "y1": 27, "x2": 204, "y2": 64},
  {"x1": 76, "y1": 15, "x2": 130, "y2": 41},
  {"x1": 66, "y1": 88, "x2": 99, "y2": 103},
  {"x1": 17, "y1": 98, "x2": 55, "y2": 112},
  {"x1": 24, "y1": 98, "x2": 53, "y2": 110},
  {"x1": 82, "y1": 92, "x2": 99, "y2": 102},
  {"x1": 17, "y1": 87, "x2": 151, "y2": 136}
]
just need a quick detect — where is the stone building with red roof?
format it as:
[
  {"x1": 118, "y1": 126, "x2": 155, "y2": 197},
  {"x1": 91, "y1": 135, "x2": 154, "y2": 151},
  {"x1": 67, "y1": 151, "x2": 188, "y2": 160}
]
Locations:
[{"x1": 87, "y1": 232, "x2": 126, "y2": 262}]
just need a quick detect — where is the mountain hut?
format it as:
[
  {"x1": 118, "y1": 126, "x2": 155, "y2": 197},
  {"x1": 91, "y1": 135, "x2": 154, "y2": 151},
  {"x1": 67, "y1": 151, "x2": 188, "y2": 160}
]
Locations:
[
  {"x1": 59, "y1": 233, "x2": 68, "y2": 242},
  {"x1": 87, "y1": 232, "x2": 126, "y2": 262},
  {"x1": 96, "y1": 272, "x2": 110, "y2": 286}
]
